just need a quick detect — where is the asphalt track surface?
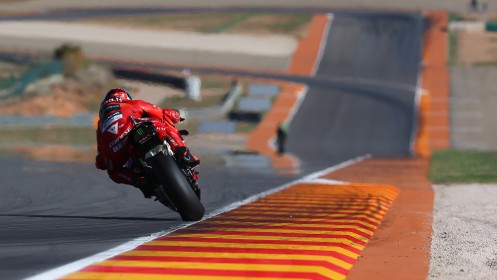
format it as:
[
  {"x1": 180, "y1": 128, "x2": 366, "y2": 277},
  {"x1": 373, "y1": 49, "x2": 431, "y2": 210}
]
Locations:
[
  {"x1": 0, "y1": 11, "x2": 423, "y2": 280},
  {"x1": 0, "y1": 153, "x2": 300, "y2": 280},
  {"x1": 288, "y1": 13, "x2": 422, "y2": 168}
]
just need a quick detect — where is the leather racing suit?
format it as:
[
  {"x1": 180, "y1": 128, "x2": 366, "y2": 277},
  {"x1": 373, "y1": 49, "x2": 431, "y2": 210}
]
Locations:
[{"x1": 95, "y1": 98, "x2": 189, "y2": 186}]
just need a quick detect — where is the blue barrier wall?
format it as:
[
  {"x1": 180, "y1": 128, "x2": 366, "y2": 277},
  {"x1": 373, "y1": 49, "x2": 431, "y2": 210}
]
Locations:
[{"x1": 0, "y1": 60, "x2": 63, "y2": 99}]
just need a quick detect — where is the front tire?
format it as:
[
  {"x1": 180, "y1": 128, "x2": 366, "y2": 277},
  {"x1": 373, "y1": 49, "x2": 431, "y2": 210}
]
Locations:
[{"x1": 150, "y1": 154, "x2": 205, "y2": 221}]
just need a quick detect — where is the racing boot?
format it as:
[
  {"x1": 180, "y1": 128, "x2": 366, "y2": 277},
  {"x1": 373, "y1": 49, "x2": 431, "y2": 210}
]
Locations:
[
  {"x1": 175, "y1": 146, "x2": 200, "y2": 168},
  {"x1": 132, "y1": 175, "x2": 154, "y2": 199}
]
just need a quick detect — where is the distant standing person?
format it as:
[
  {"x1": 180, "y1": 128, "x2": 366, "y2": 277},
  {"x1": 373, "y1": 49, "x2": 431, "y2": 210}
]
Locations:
[
  {"x1": 480, "y1": 2, "x2": 488, "y2": 15},
  {"x1": 276, "y1": 122, "x2": 289, "y2": 155},
  {"x1": 470, "y1": 0, "x2": 479, "y2": 12}
]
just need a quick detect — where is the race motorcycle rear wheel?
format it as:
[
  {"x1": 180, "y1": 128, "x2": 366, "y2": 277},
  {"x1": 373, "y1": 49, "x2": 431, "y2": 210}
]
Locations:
[{"x1": 149, "y1": 153, "x2": 205, "y2": 221}]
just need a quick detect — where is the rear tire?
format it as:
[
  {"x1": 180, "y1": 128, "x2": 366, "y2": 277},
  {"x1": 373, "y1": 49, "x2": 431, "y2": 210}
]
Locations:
[{"x1": 150, "y1": 154, "x2": 205, "y2": 221}]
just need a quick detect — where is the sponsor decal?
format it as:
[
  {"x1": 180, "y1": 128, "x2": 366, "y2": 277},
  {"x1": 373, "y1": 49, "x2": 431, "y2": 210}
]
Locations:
[
  {"x1": 101, "y1": 97, "x2": 123, "y2": 106},
  {"x1": 112, "y1": 138, "x2": 127, "y2": 153},
  {"x1": 106, "y1": 123, "x2": 119, "y2": 135},
  {"x1": 166, "y1": 135, "x2": 179, "y2": 148},
  {"x1": 103, "y1": 111, "x2": 121, "y2": 122},
  {"x1": 136, "y1": 127, "x2": 145, "y2": 136},
  {"x1": 109, "y1": 126, "x2": 132, "y2": 148},
  {"x1": 101, "y1": 112, "x2": 122, "y2": 132},
  {"x1": 100, "y1": 104, "x2": 120, "y2": 118}
]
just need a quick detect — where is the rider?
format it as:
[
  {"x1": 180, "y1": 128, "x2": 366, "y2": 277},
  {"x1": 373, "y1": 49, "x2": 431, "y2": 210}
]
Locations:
[{"x1": 95, "y1": 88, "x2": 200, "y2": 198}]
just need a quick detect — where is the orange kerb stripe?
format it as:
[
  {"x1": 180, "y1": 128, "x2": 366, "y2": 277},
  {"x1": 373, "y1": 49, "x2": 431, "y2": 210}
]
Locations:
[
  {"x1": 61, "y1": 183, "x2": 399, "y2": 280},
  {"x1": 288, "y1": 14, "x2": 330, "y2": 76},
  {"x1": 415, "y1": 11, "x2": 450, "y2": 156},
  {"x1": 247, "y1": 14, "x2": 331, "y2": 171}
]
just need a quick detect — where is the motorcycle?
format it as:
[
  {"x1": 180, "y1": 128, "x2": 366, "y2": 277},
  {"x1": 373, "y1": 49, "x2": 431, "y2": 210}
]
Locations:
[{"x1": 128, "y1": 116, "x2": 204, "y2": 221}]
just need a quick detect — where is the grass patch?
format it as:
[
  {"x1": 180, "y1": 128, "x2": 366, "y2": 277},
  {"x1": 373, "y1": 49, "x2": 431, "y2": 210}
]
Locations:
[
  {"x1": 158, "y1": 75, "x2": 233, "y2": 109},
  {"x1": 230, "y1": 13, "x2": 312, "y2": 38},
  {"x1": 77, "y1": 13, "x2": 311, "y2": 37},
  {"x1": 267, "y1": 14, "x2": 312, "y2": 33},
  {"x1": 429, "y1": 149, "x2": 497, "y2": 183},
  {"x1": 0, "y1": 78, "x2": 14, "y2": 90},
  {"x1": 473, "y1": 60, "x2": 497, "y2": 67},
  {"x1": 80, "y1": 13, "x2": 249, "y2": 33},
  {"x1": 159, "y1": 93, "x2": 227, "y2": 110},
  {"x1": 448, "y1": 31, "x2": 458, "y2": 66},
  {"x1": 198, "y1": 75, "x2": 233, "y2": 89},
  {"x1": 206, "y1": 13, "x2": 254, "y2": 33},
  {"x1": 0, "y1": 127, "x2": 95, "y2": 146},
  {"x1": 448, "y1": 12, "x2": 463, "y2": 22},
  {"x1": 235, "y1": 121, "x2": 259, "y2": 133}
]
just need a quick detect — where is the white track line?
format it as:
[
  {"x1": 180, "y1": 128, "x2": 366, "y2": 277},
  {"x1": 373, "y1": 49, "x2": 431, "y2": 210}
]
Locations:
[
  {"x1": 306, "y1": 178, "x2": 349, "y2": 185},
  {"x1": 24, "y1": 154, "x2": 369, "y2": 280},
  {"x1": 302, "y1": 154, "x2": 371, "y2": 183},
  {"x1": 408, "y1": 23, "x2": 429, "y2": 155},
  {"x1": 312, "y1": 13, "x2": 334, "y2": 76},
  {"x1": 266, "y1": 13, "x2": 333, "y2": 163},
  {"x1": 286, "y1": 85, "x2": 308, "y2": 125},
  {"x1": 268, "y1": 85, "x2": 308, "y2": 149},
  {"x1": 312, "y1": 12, "x2": 420, "y2": 96},
  {"x1": 409, "y1": 73, "x2": 427, "y2": 155},
  {"x1": 267, "y1": 85, "x2": 308, "y2": 168}
]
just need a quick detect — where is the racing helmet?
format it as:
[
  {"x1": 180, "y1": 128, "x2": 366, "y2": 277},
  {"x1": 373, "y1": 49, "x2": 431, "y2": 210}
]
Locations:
[{"x1": 102, "y1": 88, "x2": 132, "y2": 103}]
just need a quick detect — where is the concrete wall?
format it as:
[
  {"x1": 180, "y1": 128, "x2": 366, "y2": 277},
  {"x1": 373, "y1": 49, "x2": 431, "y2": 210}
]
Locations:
[
  {"x1": 0, "y1": 35, "x2": 291, "y2": 71},
  {"x1": 451, "y1": 66, "x2": 497, "y2": 150},
  {"x1": 0, "y1": 20, "x2": 296, "y2": 71}
]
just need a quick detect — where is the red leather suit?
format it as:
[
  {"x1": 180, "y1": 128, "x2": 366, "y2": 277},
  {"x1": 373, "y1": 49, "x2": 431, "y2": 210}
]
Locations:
[{"x1": 95, "y1": 98, "x2": 185, "y2": 186}]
